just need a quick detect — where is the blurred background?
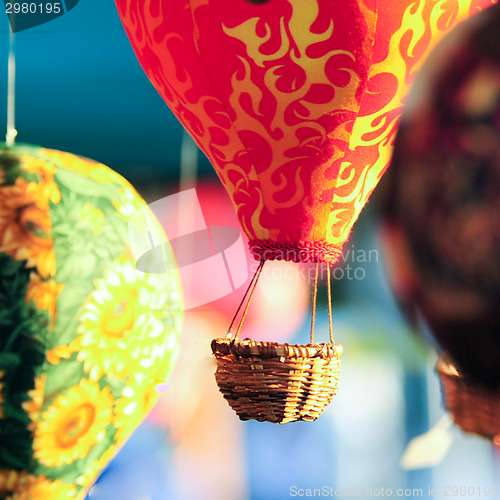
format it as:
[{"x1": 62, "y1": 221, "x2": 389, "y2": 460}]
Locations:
[{"x1": 1, "y1": 2, "x2": 499, "y2": 499}]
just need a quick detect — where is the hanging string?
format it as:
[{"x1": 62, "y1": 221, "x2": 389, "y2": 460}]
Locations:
[
  {"x1": 310, "y1": 262, "x2": 335, "y2": 345},
  {"x1": 235, "y1": 259, "x2": 264, "y2": 339},
  {"x1": 326, "y1": 263, "x2": 334, "y2": 343},
  {"x1": 309, "y1": 261, "x2": 319, "y2": 344},
  {"x1": 226, "y1": 259, "x2": 265, "y2": 339},
  {"x1": 179, "y1": 130, "x2": 198, "y2": 191},
  {"x1": 227, "y1": 259, "x2": 334, "y2": 344},
  {"x1": 6, "y1": 28, "x2": 17, "y2": 146},
  {"x1": 175, "y1": 130, "x2": 199, "y2": 284}
]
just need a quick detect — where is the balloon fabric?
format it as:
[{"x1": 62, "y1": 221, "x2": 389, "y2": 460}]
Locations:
[
  {"x1": 382, "y1": 4, "x2": 500, "y2": 390},
  {"x1": 0, "y1": 145, "x2": 182, "y2": 499},
  {"x1": 115, "y1": 0, "x2": 496, "y2": 265}
]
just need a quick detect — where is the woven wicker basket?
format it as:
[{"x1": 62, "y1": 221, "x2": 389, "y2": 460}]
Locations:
[
  {"x1": 211, "y1": 338, "x2": 342, "y2": 423},
  {"x1": 212, "y1": 260, "x2": 342, "y2": 423},
  {"x1": 437, "y1": 356, "x2": 500, "y2": 440}
]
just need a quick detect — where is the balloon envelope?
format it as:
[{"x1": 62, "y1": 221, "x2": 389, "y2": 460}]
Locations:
[
  {"x1": 380, "y1": 4, "x2": 500, "y2": 389},
  {"x1": 115, "y1": 0, "x2": 495, "y2": 264},
  {"x1": 0, "y1": 145, "x2": 182, "y2": 499}
]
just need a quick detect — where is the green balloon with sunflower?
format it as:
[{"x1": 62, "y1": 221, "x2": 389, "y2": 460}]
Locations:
[{"x1": 0, "y1": 144, "x2": 182, "y2": 500}]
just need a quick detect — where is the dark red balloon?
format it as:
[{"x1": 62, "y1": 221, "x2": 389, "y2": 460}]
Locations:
[{"x1": 381, "y1": 4, "x2": 500, "y2": 389}]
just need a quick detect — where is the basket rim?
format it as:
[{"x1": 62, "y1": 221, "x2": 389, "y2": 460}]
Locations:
[{"x1": 211, "y1": 337, "x2": 343, "y2": 359}]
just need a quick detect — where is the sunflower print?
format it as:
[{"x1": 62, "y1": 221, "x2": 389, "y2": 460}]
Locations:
[
  {"x1": 26, "y1": 273, "x2": 63, "y2": 314},
  {"x1": 21, "y1": 374, "x2": 46, "y2": 433},
  {"x1": 112, "y1": 186, "x2": 147, "y2": 221},
  {"x1": 78, "y1": 203, "x2": 104, "y2": 236},
  {"x1": 0, "y1": 470, "x2": 27, "y2": 495},
  {"x1": 74, "y1": 441, "x2": 119, "y2": 491},
  {"x1": 18, "y1": 154, "x2": 61, "y2": 205},
  {"x1": 45, "y1": 345, "x2": 73, "y2": 366},
  {"x1": 0, "y1": 470, "x2": 76, "y2": 500},
  {"x1": 0, "y1": 144, "x2": 182, "y2": 497},
  {"x1": 70, "y1": 255, "x2": 179, "y2": 382},
  {"x1": 0, "y1": 177, "x2": 54, "y2": 278},
  {"x1": 39, "y1": 148, "x2": 126, "y2": 186},
  {"x1": 0, "y1": 471, "x2": 33, "y2": 498},
  {"x1": 33, "y1": 378, "x2": 113, "y2": 467},
  {"x1": 9, "y1": 480, "x2": 76, "y2": 500},
  {"x1": 112, "y1": 369, "x2": 166, "y2": 445},
  {"x1": 8, "y1": 475, "x2": 76, "y2": 500}
]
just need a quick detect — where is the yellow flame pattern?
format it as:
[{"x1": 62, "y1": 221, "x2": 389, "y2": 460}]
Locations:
[{"x1": 116, "y1": 0, "x2": 497, "y2": 261}]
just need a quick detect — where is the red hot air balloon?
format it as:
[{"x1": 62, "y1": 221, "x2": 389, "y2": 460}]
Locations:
[
  {"x1": 115, "y1": 0, "x2": 495, "y2": 265},
  {"x1": 115, "y1": 0, "x2": 496, "y2": 423}
]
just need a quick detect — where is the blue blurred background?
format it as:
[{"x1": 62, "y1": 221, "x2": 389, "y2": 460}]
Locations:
[
  {"x1": 0, "y1": 0, "x2": 213, "y2": 189},
  {"x1": 1, "y1": 2, "x2": 499, "y2": 499}
]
